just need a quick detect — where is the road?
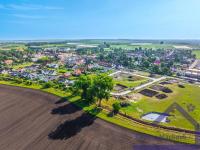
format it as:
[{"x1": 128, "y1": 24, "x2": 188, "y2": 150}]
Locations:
[
  {"x1": 110, "y1": 71, "x2": 166, "y2": 96},
  {"x1": 189, "y1": 59, "x2": 199, "y2": 69}
]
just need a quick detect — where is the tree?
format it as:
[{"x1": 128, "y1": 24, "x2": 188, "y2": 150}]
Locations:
[
  {"x1": 151, "y1": 65, "x2": 160, "y2": 74},
  {"x1": 112, "y1": 102, "x2": 121, "y2": 114},
  {"x1": 143, "y1": 60, "x2": 150, "y2": 68},
  {"x1": 37, "y1": 56, "x2": 51, "y2": 65},
  {"x1": 42, "y1": 82, "x2": 53, "y2": 89},
  {"x1": 93, "y1": 74, "x2": 113, "y2": 107},
  {"x1": 86, "y1": 85, "x2": 96, "y2": 103},
  {"x1": 74, "y1": 75, "x2": 92, "y2": 100},
  {"x1": 160, "y1": 41, "x2": 164, "y2": 44}
]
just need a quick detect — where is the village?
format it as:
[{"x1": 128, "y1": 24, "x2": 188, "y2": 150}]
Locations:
[
  {"x1": 1, "y1": 40, "x2": 200, "y2": 146},
  {"x1": 0, "y1": 41, "x2": 199, "y2": 87},
  {"x1": 1, "y1": 42, "x2": 200, "y2": 95},
  {"x1": 1, "y1": 0, "x2": 200, "y2": 149}
]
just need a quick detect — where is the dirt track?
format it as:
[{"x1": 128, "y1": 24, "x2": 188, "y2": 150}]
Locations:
[{"x1": 0, "y1": 84, "x2": 197, "y2": 150}]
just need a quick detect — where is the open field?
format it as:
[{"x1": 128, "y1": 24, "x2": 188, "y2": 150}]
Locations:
[
  {"x1": 0, "y1": 84, "x2": 178, "y2": 150},
  {"x1": 116, "y1": 81, "x2": 200, "y2": 131},
  {"x1": 173, "y1": 45, "x2": 192, "y2": 49},
  {"x1": 12, "y1": 62, "x2": 34, "y2": 69},
  {"x1": 192, "y1": 50, "x2": 200, "y2": 59},
  {"x1": 0, "y1": 44, "x2": 27, "y2": 51},
  {"x1": 110, "y1": 44, "x2": 173, "y2": 50},
  {"x1": 112, "y1": 74, "x2": 148, "y2": 92}
]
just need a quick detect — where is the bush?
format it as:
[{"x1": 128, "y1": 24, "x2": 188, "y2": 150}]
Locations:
[
  {"x1": 25, "y1": 80, "x2": 32, "y2": 85},
  {"x1": 14, "y1": 78, "x2": 23, "y2": 84},
  {"x1": 42, "y1": 82, "x2": 53, "y2": 89},
  {"x1": 58, "y1": 69, "x2": 67, "y2": 73},
  {"x1": 178, "y1": 84, "x2": 185, "y2": 88},
  {"x1": 120, "y1": 101, "x2": 131, "y2": 107},
  {"x1": 112, "y1": 102, "x2": 121, "y2": 114}
]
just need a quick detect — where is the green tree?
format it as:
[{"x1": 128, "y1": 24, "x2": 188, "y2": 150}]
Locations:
[
  {"x1": 74, "y1": 75, "x2": 92, "y2": 100},
  {"x1": 112, "y1": 102, "x2": 121, "y2": 114},
  {"x1": 37, "y1": 56, "x2": 52, "y2": 65},
  {"x1": 93, "y1": 74, "x2": 113, "y2": 107},
  {"x1": 160, "y1": 41, "x2": 164, "y2": 44},
  {"x1": 151, "y1": 65, "x2": 160, "y2": 74},
  {"x1": 42, "y1": 82, "x2": 53, "y2": 89}
]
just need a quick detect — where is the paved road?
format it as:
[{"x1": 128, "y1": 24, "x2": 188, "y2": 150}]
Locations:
[
  {"x1": 0, "y1": 84, "x2": 178, "y2": 150},
  {"x1": 189, "y1": 59, "x2": 199, "y2": 69},
  {"x1": 110, "y1": 71, "x2": 166, "y2": 96},
  {"x1": 134, "y1": 76, "x2": 166, "y2": 91}
]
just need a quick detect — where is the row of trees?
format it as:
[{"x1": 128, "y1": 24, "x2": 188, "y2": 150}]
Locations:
[{"x1": 73, "y1": 74, "x2": 113, "y2": 107}]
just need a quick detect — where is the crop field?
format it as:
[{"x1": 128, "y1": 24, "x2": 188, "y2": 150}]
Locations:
[
  {"x1": 36, "y1": 43, "x2": 70, "y2": 48},
  {"x1": 0, "y1": 44, "x2": 27, "y2": 51},
  {"x1": 0, "y1": 84, "x2": 176, "y2": 150},
  {"x1": 0, "y1": 79, "x2": 198, "y2": 144},
  {"x1": 110, "y1": 43, "x2": 173, "y2": 50}
]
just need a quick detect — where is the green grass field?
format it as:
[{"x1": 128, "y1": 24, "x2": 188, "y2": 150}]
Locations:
[
  {"x1": 12, "y1": 62, "x2": 33, "y2": 69},
  {"x1": 116, "y1": 82, "x2": 200, "y2": 131},
  {"x1": 0, "y1": 44, "x2": 27, "y2": 51},
  {"x1": 112, "y1": 74, "x2": 148, "y2": 92},
  {"x1": 192, "y1": 50, "x2": 200, "y2": 59},
  {"x1": 110, "y1": 44, "x2": 173, "y2": 50},
  {"x1": 114, "y1": 79, "x2": 148, "y2": 88}
]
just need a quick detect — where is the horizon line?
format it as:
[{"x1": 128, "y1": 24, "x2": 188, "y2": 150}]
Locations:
[{"x1": 1, "y1": 38, "x2": 200, "y2": 42}]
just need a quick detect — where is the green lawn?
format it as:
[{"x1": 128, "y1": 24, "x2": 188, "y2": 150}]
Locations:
[
  {"x1": 192, "y1": 50, "x2": 200, "y2": 59},
  {"x1": 12, "y1": 62, "x2": 34, "y2": 69},
  {"x1": 118, "y1": 83, "x2": 200, "y2": 131},
  {"x1": 112, "y1": 74, "x2": 149, "y2": 92},
  {"x1": 113, "y1": 79, "x2": 148, "y2": 89}
]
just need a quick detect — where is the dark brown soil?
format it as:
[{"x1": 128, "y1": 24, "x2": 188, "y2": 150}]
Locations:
[
  {"x1": 139, "y1": 89, "x2": 159, "y2": 97},
  {"x1": 150, "y1": 85, "x2": 173, "y2": 93},
  {"x1": 156, "y1": 94, "x2": 168, "y2": 100},
  {"x1": 114, "y1": 84, "x2": 128, "y2": 92},
  {"x1": 0, "y1": 84, "x2": 183, "y2": 150},
  {"x1": 160, "y1": 81, "x2": 171, "y2": 85}
]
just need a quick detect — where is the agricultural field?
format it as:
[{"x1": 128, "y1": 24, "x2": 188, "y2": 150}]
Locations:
[
  {"x1": 192, "y1": 50, "x2": 200, "y2": 59},
  {"x1": 34, "y1": 43, "x2": 70, "y2": 48},
  {"x1": 1, "y1": 78, "x2": 197, "y2": 144},
  {"x1": 0, "y1": 43, "x2": 27, "y2": 51},
  {"x1": 110, "y1": 43, "x2": 174, "y2": 50},
  {"x1": 0, "y1": 84, "x2": 179, "y2": 150}
]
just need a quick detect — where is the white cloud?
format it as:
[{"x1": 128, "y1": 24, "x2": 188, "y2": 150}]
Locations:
[
  {"x1": 12, "y1": 14, "x2": 45, "y2": 19},
  {"x1": 0, "y1": 3, "x2": 64, "y2": 10}
]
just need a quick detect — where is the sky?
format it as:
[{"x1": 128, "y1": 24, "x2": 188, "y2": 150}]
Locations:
[{"x1": 0, "y1": 0, "x2": 200, "y2": 40}]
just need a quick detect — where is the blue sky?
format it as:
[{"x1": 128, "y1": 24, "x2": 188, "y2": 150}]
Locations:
[{"x1": 0, "y1": 0, "x2": 200, "y2": 40}]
